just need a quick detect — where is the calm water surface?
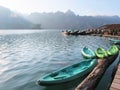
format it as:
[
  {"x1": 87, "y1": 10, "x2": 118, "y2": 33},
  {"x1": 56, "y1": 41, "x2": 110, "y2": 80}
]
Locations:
[{"x1": 0, "y1": 30, "x2": 119, "y2": 90}]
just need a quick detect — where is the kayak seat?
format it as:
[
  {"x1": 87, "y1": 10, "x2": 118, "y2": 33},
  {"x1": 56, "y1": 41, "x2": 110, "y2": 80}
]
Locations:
[
  {"x1": 50, "y1": 73, "x2": 58, "y2": 77},
  {"x1": 61, "y1": 69, "x2": 66, "y2": 72},
  {"x1": 72, "y1": 64, "x2": 79, "y2": 68}
]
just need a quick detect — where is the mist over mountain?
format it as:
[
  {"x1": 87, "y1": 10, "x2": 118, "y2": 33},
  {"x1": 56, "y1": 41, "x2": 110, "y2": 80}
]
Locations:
[
  {"x1": 26, "y1": 10, "x2": 120, "y2": 30},
  {"x1": 0, "y1": 5, "x2": 120, "y2": 30},
  {"x1": 0, "y1": 6, "x2": 32, "y2": 29}
]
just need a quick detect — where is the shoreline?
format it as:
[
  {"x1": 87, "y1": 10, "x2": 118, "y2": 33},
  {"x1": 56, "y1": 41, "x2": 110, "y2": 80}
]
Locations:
[{"x1": 91, "y1": 34, "x2": 120, "y2": 39}]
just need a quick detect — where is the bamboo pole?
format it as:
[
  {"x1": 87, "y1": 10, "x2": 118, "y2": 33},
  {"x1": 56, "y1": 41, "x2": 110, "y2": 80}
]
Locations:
[{"x1": 75, "y1": 52, "x2": 119, "y2": 90}]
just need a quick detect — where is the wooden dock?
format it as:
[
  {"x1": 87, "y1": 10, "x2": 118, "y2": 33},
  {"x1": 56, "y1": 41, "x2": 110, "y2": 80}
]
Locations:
[
  {"x1": 110, "y1": 64, "x2": 120, "y2": 90},
  {"x1": 75, "y1": 53, "x2": 119, "y2": 90}
]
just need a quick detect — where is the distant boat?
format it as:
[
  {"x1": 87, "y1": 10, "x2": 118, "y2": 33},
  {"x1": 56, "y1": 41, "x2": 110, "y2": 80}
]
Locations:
[
  {"x1": 107, "y1": 45, "x2": 119, "y2": 56},
  {"x1": 62, "y1": 31, "x2": 70, "y2": 35},
  {"x1": 81, "y1": 47, "x2": 96, "y2": 59},
  {"x1": 109, "y1": 38, "x2": 120, "y2": 44},
  {"x1": 95, "y1": 48, "x2": 108, "y2": 58},
  {"x1": 37, "y1": 59, "x2": 97, "y2": 85}
]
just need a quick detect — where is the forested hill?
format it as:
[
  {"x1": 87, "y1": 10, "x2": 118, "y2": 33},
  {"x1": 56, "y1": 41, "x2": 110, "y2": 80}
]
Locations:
[
  {"x1": 26, "y1": 10, "x2": 120, "y2": 30},
  {"x1": 0, "y1": 6, "x2": 32, "y2": 29}
]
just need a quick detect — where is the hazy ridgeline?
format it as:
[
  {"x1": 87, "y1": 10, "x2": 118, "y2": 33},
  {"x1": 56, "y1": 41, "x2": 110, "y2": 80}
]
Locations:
[{"x1": 0, "y1": 6, "x2": 120, "y2": 29}]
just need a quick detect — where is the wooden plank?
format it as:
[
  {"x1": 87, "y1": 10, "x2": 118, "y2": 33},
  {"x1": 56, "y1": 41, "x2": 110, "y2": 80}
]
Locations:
[
  {"x1": 110, "y1": 65, "x2": 120, "y2": 90},
  {"x1": 112, "y1": 79, "x2": 120, "y2": 84},
  {"x1": 118, "y1": 68, "x2": 120, "y2": 71},
  {"x1": 114, "y1": 75, "x2": 120, "y2": 79},
  {"x1": 118, "y1": 70, "x2": 120, "y2": 72},
  {"x1": 116, "y1": 70, "x2": 120, "y2": 75},
  {"x1": 118, "y1": 64, "x2": 120, "y2": 70},
  {"x1": 110, "y1": 87, "x2": 120, "y2": 90},
  {"x1": 117, "y1": 71, "x2": 120, "y2": 73},
  {"x1": 111, "y1": 83, "x2": 120, "y2": 90}
]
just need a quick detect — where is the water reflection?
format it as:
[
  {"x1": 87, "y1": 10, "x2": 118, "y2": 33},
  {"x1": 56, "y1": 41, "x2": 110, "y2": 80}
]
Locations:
[
  {"x1": 43, "y1": 74, "x2": 88, "y2": 90},
  {"x1": 0, "y1": 30, "x2": 41, "y2": 35},
  {"x1": 0, "y1": 30, "x2": 114, "y2": 90}
]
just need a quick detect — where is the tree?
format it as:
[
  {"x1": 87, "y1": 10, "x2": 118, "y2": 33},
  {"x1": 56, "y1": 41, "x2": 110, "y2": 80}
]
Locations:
[{"x1": 32, "y1": 24, "x2": 41, "y2": 29}]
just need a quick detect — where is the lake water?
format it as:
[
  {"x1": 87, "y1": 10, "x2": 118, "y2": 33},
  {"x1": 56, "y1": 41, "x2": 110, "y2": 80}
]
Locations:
[{"x1": 0, "y1": 30, "x2": 119, "y2": 90}]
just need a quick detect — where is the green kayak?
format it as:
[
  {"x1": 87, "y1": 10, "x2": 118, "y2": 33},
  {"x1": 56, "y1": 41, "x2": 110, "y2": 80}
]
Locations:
[
  {"x1": 107, "y1": 45, "x2": 119, "y2": 56},
  {"x1": 81, "y1": 47, "x2": 96, "y2": 59},
  {"x1": 95, "y1": 48, "x2": 108, "y2": 58},
  {"x1": 38, "y1": 59, "x2": 97, "y2": 85}
]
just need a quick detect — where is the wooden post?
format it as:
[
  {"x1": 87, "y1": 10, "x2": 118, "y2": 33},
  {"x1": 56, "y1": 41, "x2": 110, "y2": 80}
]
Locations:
[{"x1": 75, "y1": 53, "x2": 119, "y2": 90}]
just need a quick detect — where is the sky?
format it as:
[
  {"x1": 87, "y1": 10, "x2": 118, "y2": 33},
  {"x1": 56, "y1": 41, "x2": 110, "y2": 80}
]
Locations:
[{"x1": 0, "y1": 0, "x2": 120, "y2": 16}]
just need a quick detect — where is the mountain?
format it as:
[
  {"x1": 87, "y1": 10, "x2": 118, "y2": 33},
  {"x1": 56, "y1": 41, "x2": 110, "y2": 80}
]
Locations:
[
  {"x1": 26, "y1": 10, "x2": 120, "y2": 30},
  {"x1": 0, "y1": 6, "x2": 32, "y2": 29},
  {"x1": 0, "y1": 6, "x2": 120, "y2": 30}
]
